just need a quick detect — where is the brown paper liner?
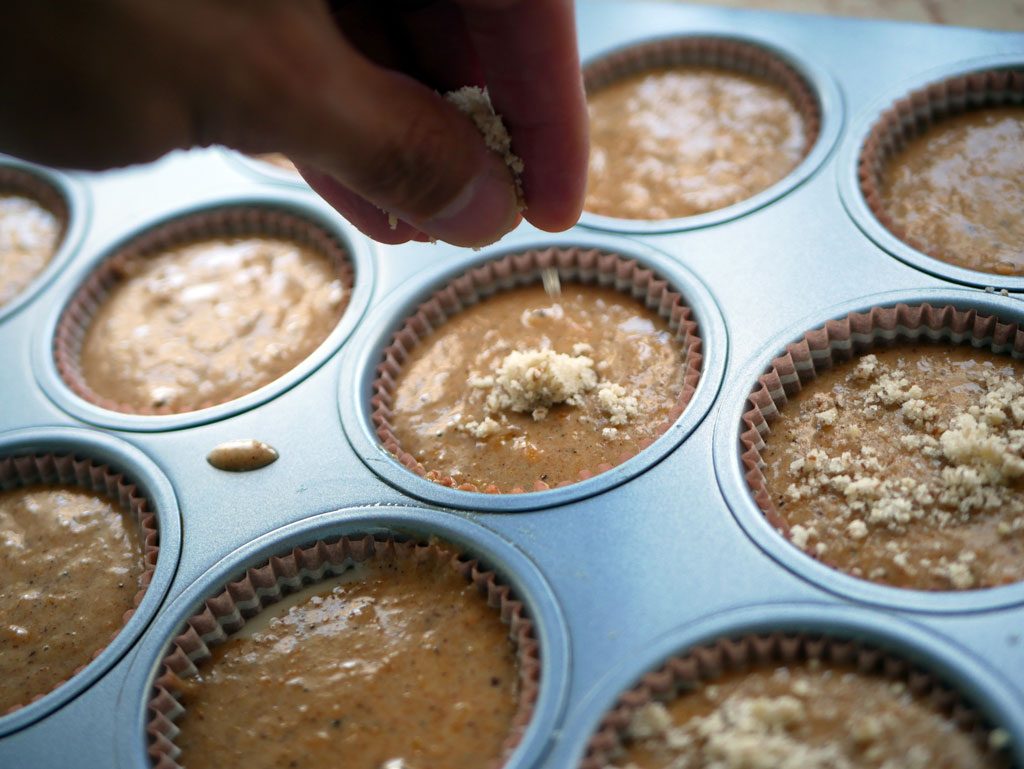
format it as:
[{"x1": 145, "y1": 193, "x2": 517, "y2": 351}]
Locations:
[
  {"x1": 370, "y1": 247, "x2": 704, "y2": 493},
  {"x1": 0, "y1": 165, "x2": 70, "y2": 286},
  {"x1": 858, "y1": 68, "x2": 1024, "y2": 271},
  {"x1": 583, "y1": 35, "x2": 822, "y2": 163},
  {"x1": 739, "y1": 302, "x2": 1024, "y2": 551},
  {"x1": 0, "y1": 452, "x2": 160, "y2": 716},
  {"x1": 53, "y1": 205, "x2": 355, "y2": 415},
  {"x1": 581, "y1": 631, "x2": 1009, "y2": 769},
  {"x1": 144, "y1": 534, "x2": 541, "y2": 769}
]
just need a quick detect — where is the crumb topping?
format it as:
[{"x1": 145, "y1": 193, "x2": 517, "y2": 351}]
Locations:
[
  {"x1": 613, "y1": 665, "x2": 1003, "y2": 769},
  {"x1": 445, "y1": 86, "x2": 525, "y2": 207},
  {"x1": 764, "y1": 348, "x2": 1024, "y2": 590},
  {"x1": 457, "y1": 347, "x2": 642, "y2": 433}
]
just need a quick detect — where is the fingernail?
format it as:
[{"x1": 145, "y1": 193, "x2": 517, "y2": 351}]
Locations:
[{"x1": 422, "y1": 157, "x2": 519, "y2": 247}]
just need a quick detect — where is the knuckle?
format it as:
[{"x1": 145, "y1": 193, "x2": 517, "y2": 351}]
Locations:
[{"x1": 356, "y1": 106, "x2": 468, "y2": 218}]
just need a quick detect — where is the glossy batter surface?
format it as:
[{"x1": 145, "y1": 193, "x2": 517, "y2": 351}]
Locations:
[
  {"x1": 390, "y1": 283, "x2": 687, "y2": 491},
  {"x1": 762, "y1": 346, "x2": 1024, "y2": 590},
  {"x1": 0, "y1": 195, "x2": 61, "y2": 307},
  {"x1": 614, "y1": 664, "x2": 999, "y2": 769},
  {"x1": 0, "y1": 485, "x2": 143, "y2": 713},
  {"x1": 79, "y1": 237, "x2": 347, "y2": 412},
  {"x1": 174, "y1": 556, "x2": 520, "y2": 769},
  {"x1": 880, "y1": 107, "x2": 1024, "y2": 275},
  {"x1": 586, "y1": 66, "x2": 807, "y2": 219}
]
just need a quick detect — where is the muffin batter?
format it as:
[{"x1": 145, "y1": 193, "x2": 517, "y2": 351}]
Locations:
[
  {"x1": 0, "y1": 485, "x2": 144, "y2": 713},
  {"x1": 388, "y1": 282, "x2": 688, "y2": 491},
  {"x1": 761, "y1": 346, "x2": 1024, "y2": 590},
  {"x1": 173, "y1": 553, "x2": 520, "y2": 769},
  {"x1": 79, "y1": 236, "x2": 347, "y2": 412},
  {"x1": 586, "y1": 66, "x2": 808, "y2": 220},
  {"x1": 879, "y1": 107, "x2": 1024, "y2": 275},
  {"x1": 0, "y1": 194, "x2": 62, "y2": 307},
  {"x1": 614, "y1": 663, "x2": 1003, "y2": 769}
]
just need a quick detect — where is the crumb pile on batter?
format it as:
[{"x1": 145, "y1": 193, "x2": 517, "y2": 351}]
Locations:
[
  {"x1": 388, "y1": 283, "x2": 685, "y2": 491},
  {"x1": 762, "y1": 347, "x2": 1024, "y2": 590},
  {"x1": 463, "y1": 346, "x2": 640, "y2": 431},
  {"x1": 612, "y1": 664, "x2": 1005, "y2": 769}
]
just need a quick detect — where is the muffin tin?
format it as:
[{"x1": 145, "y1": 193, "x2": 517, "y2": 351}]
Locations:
[{"x1": 1, "y1": 2, "x2": 1023, "y2": 767}]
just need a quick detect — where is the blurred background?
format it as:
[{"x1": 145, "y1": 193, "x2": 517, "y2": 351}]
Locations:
[{"x1": 629, "y1": 0, "x2": 1024, "y2": 31}]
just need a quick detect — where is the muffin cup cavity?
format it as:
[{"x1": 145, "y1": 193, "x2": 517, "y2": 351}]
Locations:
[
  {"x1": 53, "y1": 205, "x2": 355, "y2": 416},
  {"x1": 856, "y1": 66, "x2": 1024, "y2": 279},
  {"x1": 370, "y1": 246, "x2": 703, "y2": 493},
  {"x1": 581, "y1": 630, "x2": 1009, "y2": 769},
  {"x1": 0, "y1": 451, "x2": 160, "y2": 715},
  {"x1": 145, "y1": 534, "x2": 540, "y2": 769},
  {"x1": 580, "y1": 35, "x2": 833, "y2": 232},
  {"x1": 0, "y1": 165, "x2": 69, "y2": 243},
  {"x1": 585, "y1": 36, "x2": 821, "y2": 149},
  {"x1": 738, "y1": 301, "x2": 1024, "y2": 594}
]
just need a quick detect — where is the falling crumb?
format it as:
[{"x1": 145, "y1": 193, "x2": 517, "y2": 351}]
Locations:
[
  {"x1": 541, "y1": 267, "x2": 561, "y2": 299},
  {"x1": 387, "y1": 213, "x2": 398, "y2": 230},
  {"x1": 445, "y1": 86, "x2": 525, "y2": 208}
]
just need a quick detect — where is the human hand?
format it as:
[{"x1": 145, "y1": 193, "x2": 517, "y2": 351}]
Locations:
[{"x1": 0, "y1": 0, "x2": 589, "y2": 247}]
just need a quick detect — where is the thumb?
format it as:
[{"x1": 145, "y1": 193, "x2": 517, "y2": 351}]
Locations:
[{"x1": 279, "y1": 41, "x2": 521, "y2": 247}]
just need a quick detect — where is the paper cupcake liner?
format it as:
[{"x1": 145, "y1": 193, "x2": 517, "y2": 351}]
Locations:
[
  {"x1": 371, "y1": 246, "x2": 704, "y2": 493},
  {"x1": 581, "y1": 631, "x2": 1008, "y2": 769},
  {"x1": 739, "y1": 302, "x2": 1024, "y2": 539},
  {"x1": 583, "y1": 35, "x2": 822, "y2": 158},
  {"x1": 858, "y1": 67, "x2": 1024, "y2": 267},
  {"x1": 53, "y1": 205, "x2": 355, "y2": 415},
  {"x1": 0, "y1": 451, "x2": 160, "y2": 716},
  {"x1": 145, "y1": 534, "x2": 541, "y2": 769},
  {"x1": 0, "y1": 165, "x2": 69, "y2": 257}
]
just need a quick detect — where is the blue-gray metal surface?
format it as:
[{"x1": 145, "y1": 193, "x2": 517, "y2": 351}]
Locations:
[{"x1": 0, "y1": 2, "x2": 1022, "y2": 767}]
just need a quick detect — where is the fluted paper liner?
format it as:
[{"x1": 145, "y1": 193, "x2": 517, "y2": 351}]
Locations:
[
  {"x1": 858, "y1": 67, "x2": 1024, "y2": 272},
  {"x1": 0, "y1": 165, "x2": 69, "y2": 236},
  {"x1": 145, "y1": 535, "x2": 540, "y2": 769},
  {"x1": 0, "y1": 452, "x2": 160, "y2": 716},
  {"x1": 581, "y1": 631, "x2": 1010, "y2": 769},
  {"x1": 584, "y1": 35, "x2": 821, "y2": 175},
  {"x1": 739, "y1": 302, "x2": 1024, "y2": 549},
  {"x1": 54, "y1": 205, "x2": 355, "y2": 415},
  {"x1": 370, "y1": 247, "x2": 703, "y2": 493}
]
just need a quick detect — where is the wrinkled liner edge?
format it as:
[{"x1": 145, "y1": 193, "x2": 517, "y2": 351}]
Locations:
[
  {"x1": 582, "y1": 35, "x2": 822, "y2": 220},
  {"x1": 53, "y1": 205, "x2": 355, "y2": 415},
  {"x1": 739, "y1": 302, "x2": 1024, "y2": 583},
  {"x1": 581, "y1": 631, "x2": 1008, "y2": 769},
  {"x1": 857, "y1": 67, "x2": 1024, "y2": 274},
  {"x1": 0, "y1": 452, "x2": 160, "y2": 716},
  {"x1": 371, "y1": 246, "x2": 704, "y2": 493},
  {"x1": 145, "y1": 535, "x2": 540, "y2": 769}
]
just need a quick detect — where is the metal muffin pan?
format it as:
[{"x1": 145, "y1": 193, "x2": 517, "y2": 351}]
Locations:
[{"x1": 0, "y1": 2, "x2": 1022, "y2": 767}]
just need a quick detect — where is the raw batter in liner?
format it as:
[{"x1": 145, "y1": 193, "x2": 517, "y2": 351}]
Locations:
[
  {"x1": 389, "y1": 282, "x2": 687, "y2": 491},
  {"x1": 173, "y1": 551, "x2": 520, "y2": 769},
  {"x1": 79, "y1": 236, "x2": 347, "y2": 413},
  {"x1": 0, "y1": 485, "x2": 143, "y2": 713},
  {"x1": 0, "y1": 194, "x2": 62, "y2": 307},
  {"x1": 586, "y1": 66, "x2": 808, "y2": 220},
  {"x1": 613, "y1": 663, "x2": 1005, "y2": 769},
  {"x1": 761, "y1": 345, "x2": 1024, "y2": 590},
  {"x1": 879, "y1": 107, "x2": 1024, "y2": 276}
]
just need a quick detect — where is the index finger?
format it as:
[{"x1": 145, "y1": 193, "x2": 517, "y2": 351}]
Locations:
[{"x1": 458, "y1": 0, "x2": 589, "y2": 232}]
